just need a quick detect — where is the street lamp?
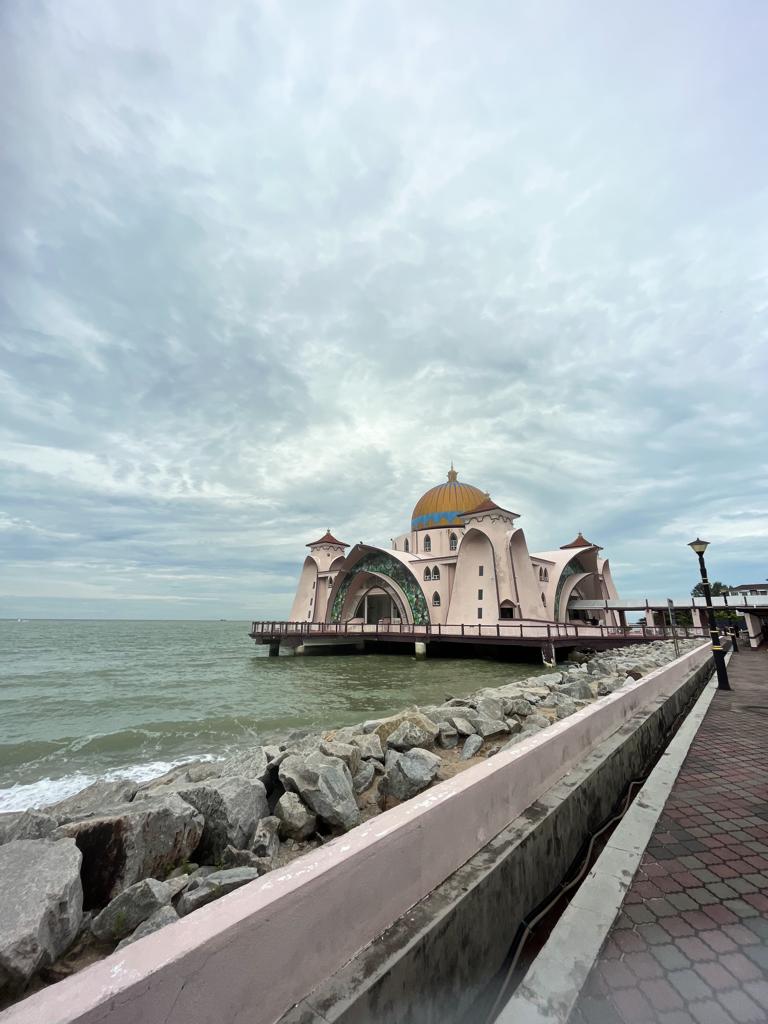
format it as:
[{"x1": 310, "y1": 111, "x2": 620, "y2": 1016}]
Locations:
[{"x1": 688, "y1": 538, "x2": 731, "y2": 691}]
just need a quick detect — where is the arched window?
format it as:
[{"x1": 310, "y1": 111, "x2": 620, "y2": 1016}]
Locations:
[
  {"x1": 544, "y1": 569, "x2": 549, "y2": 582},
  {"x1": 432, "y1": 566, "x2": 440, "y2": 581},
  {"x1": 432, "y1": 592, "x2": 441, "y2": 607},
  {"x1": 538, "y1": 567, "x2": 544, "y2": 581},
  {"x1": 327, "y1": 576, "x2": 333, "y2": 587},
  {"x1": 404, "y1": 539, "x2": 409, "y2": 552},
  {"x1": 423, "y1": 567, "x2": 432, "y2": 581},
  {"x1": 541, "y1": 593, "x2": 547, "y2": 607},
  {"x1": 449, "y1": 533, "x2": 458, "y2": 551},
  {"x1": 424, "y1": 535, "x2": 432, "y2": 552}
]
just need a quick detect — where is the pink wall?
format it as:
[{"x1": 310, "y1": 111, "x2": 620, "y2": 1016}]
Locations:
[{"x1": 3, "y1": 643, "x2": 712, "y2": 1024}]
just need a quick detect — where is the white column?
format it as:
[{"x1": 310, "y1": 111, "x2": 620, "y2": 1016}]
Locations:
[{"x1": 744, "y1": 612, "x2": 762, "y2": 649}]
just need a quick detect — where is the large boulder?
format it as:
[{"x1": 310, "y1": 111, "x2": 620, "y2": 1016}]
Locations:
[
  {"x1": 279, "y1": 752, "x2": 360, "y2": 832},
  {"x1": 372, "y1": 710, "x2": 439, "y2": 747},
  {"x1": 448, "y1": 715, "x2": 477, "y2": 736},
  {"x1": 559, "y1": 678, "x2": 596, "y2": 701},
  {"x1": 350, "y1": 733, "x2": 384, "y2": 761},
  {"x1": 0, "y1": 810, "x2": 57, "y2": 846},
  {"x1": 274, "y1": 793, "x2": 317, "y2": 841},
  {"x1": 504, "y1": 698, "x2": 534, "y2": 718},
  {"x1": 473, "y1": 718, "x2": 510, "y2": 739},
  {"x1": 475, "y1": 696, "x2": 504, "y2": 721},
  {"x1": 91, "y1": 878, "x2": 171, "y2": 942},
  {"x1": 176, "y1": 867, "x2": 260, "y2": 917},
  {"x1": 55, "y1": 794, "x2": 203, "y2": 909},
  {"x1": 319, "y1": 739, "x2": 362, "y2": 777},
  {"x1": 45, "y1": 779, "x2": 138, "y2": 825},
  {"x1": 379, "y1": 749, "x2": 441, "y2": 803},
  {"x1": 161, "y1": 776, "x2": 268, "y2": 863},
  {"x1": 386, "y1": 719, "x2": 438, "y2": 751},
  {"x1": 461, "y1": 735, "x2": 484, "y2": 760},
  {"x1": 115, "y1": 905, "x2": 179, "y2": 952},
  {"x1": 437, "y1": 723, "x2": 458, "y2": 749},
  {"x1": 0, "y1": 839, "x2": 83, "y2": 995},
  {"x1": 219, "y1": 748, "x2": 271, "y2": 786},
  {"x1": 352, "y1": 762, "x2": 376, "y2": 794}
]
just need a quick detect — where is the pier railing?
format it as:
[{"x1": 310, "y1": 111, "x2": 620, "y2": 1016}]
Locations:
[{"x1": 248, "y1": 620, "x2": 709, "y2": 643}]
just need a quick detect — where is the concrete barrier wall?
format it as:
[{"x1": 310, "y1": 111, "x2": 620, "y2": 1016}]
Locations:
[{"x1": 2, "y1": 643, "x2": 711, "y2": 1024}]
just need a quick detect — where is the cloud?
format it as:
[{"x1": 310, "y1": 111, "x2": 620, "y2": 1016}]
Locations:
[{"x1": 1, "y1": 0, "x2": 766, "y2": 618}]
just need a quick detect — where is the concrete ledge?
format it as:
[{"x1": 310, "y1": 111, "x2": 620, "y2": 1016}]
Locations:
[{"x1": 1, "y1": 644, "x2": 711, "y2": 1024}]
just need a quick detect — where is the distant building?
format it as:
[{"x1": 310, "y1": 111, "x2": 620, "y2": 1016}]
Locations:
[
  {"x1": 726, "y1": 583, "x2": 768, "y2": 596},
  {"x1": 288, "y1": 467, "x2": 621, "y2": 627}
]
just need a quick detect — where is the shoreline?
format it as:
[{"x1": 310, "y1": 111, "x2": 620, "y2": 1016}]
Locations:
[{"x1": 0, "y1": 638, "x2": 702, "y2": 1009}]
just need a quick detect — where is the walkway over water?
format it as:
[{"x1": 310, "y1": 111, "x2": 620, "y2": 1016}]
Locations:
[{"x1": 249, "y1": 619, "x2": 710, "y2": 655}]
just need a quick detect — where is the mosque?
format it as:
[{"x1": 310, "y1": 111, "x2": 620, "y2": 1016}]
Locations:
[{"x1": 288, "y1": 467, "x2": 621, "y2": 629}]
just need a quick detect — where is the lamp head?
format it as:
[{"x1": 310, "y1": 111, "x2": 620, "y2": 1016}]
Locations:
[{"x1": 688, "y1": 538, "x2": 709, "y2": 555}]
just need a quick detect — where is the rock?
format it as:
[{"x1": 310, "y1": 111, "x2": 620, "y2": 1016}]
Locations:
[
  {"x1": 540, "y1": 693, "x2": 578, "y2": 719},
  {"x1": 319, "y1": 739, "x2": 362, "y2": 777},
  {"x1": 252, "y1": 816, "x2": 281, "y2": 860},
  {"x1": 626, "y1": 668, "x2": 643, "y2": 680},
  {"x1": 475, "y1": 696, "x2": 504, "y2": 721},
  {"x1": 278, "y1": 752, "x2": 360, "y2": 832},
  {"x1": 55, "y1": 794, "x2": 203, "y2": 908},
  {"x1": 379, "y1": 749, "x2": 441, "y2": 802},
  {"x1": 220, "y1": 846, "x2": 271, "y2": 872},
  {"x1": 526, "y1": 714, "x2": 550, "y2": 729},
  {"x1": 188, "y1": 865, "x2": 217, "y2": 881},
  {"x1": 45, "y1": 779, "x2": 138, "y2": 825},
  {"x1": 219, "y1": 748, "x2": 271, "y2": 786},
  {"x1": 115, "y1": 905, "x2": 179, "y2": 952},
  {"x1": 536, "y1": 672, "x2": 563, "y2": 687},
  {"x1": 437, "y1": 723, "x2": 458, "y2": 749},
  {"x1": 262, "y1": 744, "x2": 282, "y2": 761},
  {"x1": 598, "y1": 677, "x2": 630, "y2": 696},
  {"x1": 176, "y1": 867, "x2": 260, "y2": 917},
  {"x1": 139, "y1": 761, "x2": 221, "y2": 793},
  {"x1": 274, "y1": 792, "x2": 317, "y2": 841},
  {"x1": 0, "y1": 810, "x2": 58, "y2": 845},
  {"x1": 0, "y1": 839, "x2": 83, "y2": 995},
  {"x1": 91, "y1": 878, "x2": 171, "y2": 942},
  {"x1": 461, "y1": 735, "x2": 484, "y2": 760},
  {"x1": 350, "y1": 733, "x2": 384, "y2": 761},
  {"x1": 504, "y1": 698, "x2": 534, "y2": 717},
  {"x1": 504, "y1": 719, "x2": 523, "y2": 736},
  {"x1": 167, "y1": 777, "x2": 269, "y2": 863},
  {"x1": 165, "y1": 875, "x2": 190, "y2": 900},
  {"x1": 486, "y1": 745, "x2": 502, "y2": 758},
  {"x1": 559, "y1": 679, "x2": 596, "y2": 701},
  {"x1": 167, "y1": 862, "x2": 197, "y2": 879},
  {"x1": 372, "y1": 710, "x2": 439, "y2": 747},
  {"x1": 449, "y1": 716, "x2": 477, "y2": 736},
  {"x1": 387, "y1": 719, "x2": 439, "y2": 751},
  {"x1": 473, "y1": 718, "x2": 510, "y2": 738},
  {"x1": 352, "y1": 761, "x2": 376, "y2": 794}
]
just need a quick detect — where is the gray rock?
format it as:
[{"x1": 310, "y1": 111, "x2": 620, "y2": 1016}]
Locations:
[
  {"x1": 473, "y1": 718, "x2": 510, "y2": 738},
  {"x1": 598, "y1": 676, "x2": 630, "y2": 696},
  {"x1": 252, "y1": 816, "x2": 281, "y2": 860},
  {"x1": 559, "y1": 679, "x2": 595, "y2": 701},
  {"x1": 279, "y1": 752, "x2": 360, "y2": 832},
  {"x1": 486, "y1": 745, "x2": 502, "y2": 758},
  {"x1": 437, "y1": 723, "x2": 458, "y2": 749},
  {"x1": 536, "y1": 672, "x2": 563, "y2": 687},
  {"x1": 91, "y1": 878, "x2": 171, "y2": 942},
  {"x1": 504, "y1": 698, "x2": 534, "y2": 717},
  {"x1": 219, "y1": 748, "x2": 271, "y2": 786},
  {"x1": 540, "y1": 692, "x2": 578, "y2": 719},
  {"x1": 176, "y1": 867, "x2": 260, "y2": 916},
  {"x1": 0, "y1": 810, "x2": 58, "y2": 846},
  {"x1": 0, "y1": 839, "x2": 82, "y2": 994},
  {"x1": 352, "y1": 761, "x2": 376, "y2": 794},
  {"x1": 319, "y1": 739, "x2": 362, "y2": 777},
  {"x1": 461, "y1": 734, "x2": 484, "y2": 760},
  {"x1": 504, "y1": 719, "x2": 523, "y2": 736},
  {"x1": 55, "y1": 794, "x2": 203, "y2": 906},
  {"x1": 475, "y1": 696, "x2": 505, "y2": 721},
  {"x1": 527, "y1": 713, "x2": 550, "y2": 729},
  {"x1": 449, "y1": 715, "x2": 477, "y2": 736},
  {"x1": 45, "y1": 778, "x2": 138, "y2": 825},
  {"x1": 372, "y1": 710, "x2": 439, "y2": 747},
  {"x1": 169, "y1": 776, "x2": 269, "y2": 863},
  {"x1": 115, "y1": 905, "x2": 179, "y2": 952},
  {"x1": 262, "y1": 744, "x2": 282, "y2": 762},
  {"x1": 188, "y1": 865, "x2": 217, "y2": 881},
  {"x1": 350, "y1": 733, "x2": 384, "y2": 761},
  {"x1": 387, "y1": 719, "x2": 438, "y2": 751},
  {"x1": 274, "y1": 792, "x2": 317, "y2": 841},
  {"x1": 220, "y1": 846, "x2": 272, "y2": 871},
  {"x1": 165, "y1": 874, "x2": 190, "y2": 900},
  {"x1": 379, "y1": 749, "x2": 441, "y2": 802}
]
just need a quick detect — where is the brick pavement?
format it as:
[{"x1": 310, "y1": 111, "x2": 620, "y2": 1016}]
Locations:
[{"x1": 569, "y1": 648, "x2": 768, "y2": 1024}]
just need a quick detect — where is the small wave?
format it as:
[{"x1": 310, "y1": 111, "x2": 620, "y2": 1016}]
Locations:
[{"x1": 0, "y1": 754, "x2": 224, "y2": 813}]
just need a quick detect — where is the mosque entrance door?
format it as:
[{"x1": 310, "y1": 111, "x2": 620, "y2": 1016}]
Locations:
[{"x1": 354, "y1": 587, "x2": 397, "y2": 624}]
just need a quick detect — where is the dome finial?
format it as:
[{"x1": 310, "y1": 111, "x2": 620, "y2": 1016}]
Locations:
[{"x1": 447, "y1": 462, "x2": 458, "y2": 483}]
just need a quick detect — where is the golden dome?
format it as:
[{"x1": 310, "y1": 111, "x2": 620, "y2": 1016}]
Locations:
[{"x1": 411, "y1": 467, "x2": 486, "y2": 531}]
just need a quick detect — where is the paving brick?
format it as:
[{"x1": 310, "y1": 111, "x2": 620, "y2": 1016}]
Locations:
[
  {"x1": 721, "y1": 923, "x2": 760, "y2": 946},
  {"x1": 677, "y1": 936, "x2": 717, "y2": 962},
  {"x1": 689, "y1": 1000, "x2": 737, "y2": 1024},
  {"x1": 719, "y1": 951, "x2": 763, "y2": 983},
  {"x1": 626, "y1": 951, "x2": 664, "y2": 981},
  {"x1": 716, "y1": 989, "x2": 765, "y2": 1023},
  {"x1": 637, "y1": 922, "x2": 671, "y2": 946},
  {"x1": 700, "y1": 929, "x2": 738, "y2": 955},
  {"x1": 611, "y1": 986, "x2": 656, "y2": 1023},
  {"x1": 701, "y1": 903, "x2": 739, "y2": 925},
  {"x1": 666, "y1": 892, "x2": 700, "y2": 911},
  {"x1": 599, "y1": 960, "x2": 636, "y2": 990},
  {"x1": 693, "y1": 961, "x2": 738, "y2": 992},
  {"x1": 638, "y1": 977, "x2": 684, "y2": 1013},
  {"x1": 651, "y1": 944, "x2": 692, "y2": 971},
  {"x1": 722, "y1": 898, "x2": 759, "y2": 918},
  {"x1": 743, "y1": 980, "x2": 768, "y2": 1012},
  {"x1": 668, "y1": 968, "x2": 713, "y2": 1001}
]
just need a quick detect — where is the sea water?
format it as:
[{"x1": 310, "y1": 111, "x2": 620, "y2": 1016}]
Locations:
[{"x1": 0, "y1": 619, "x2": 544, "y2": 811}]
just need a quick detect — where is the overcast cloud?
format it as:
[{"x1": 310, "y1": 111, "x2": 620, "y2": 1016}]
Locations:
[{"x1": 1, "y1": 0, "x2": 766, "y2": 619}]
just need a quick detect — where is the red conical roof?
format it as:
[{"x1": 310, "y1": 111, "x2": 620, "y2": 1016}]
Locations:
[
  {"x1": 306, "y1": 530, "x2": 349, "y2": 548},
  {"x1": 560, "y1": 531, "x2": 595, "y2": 549}
]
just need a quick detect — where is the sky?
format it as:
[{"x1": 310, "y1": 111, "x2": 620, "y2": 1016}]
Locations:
[{"x1": 1, "y1": 0, "x2": 766, "y2": 620}]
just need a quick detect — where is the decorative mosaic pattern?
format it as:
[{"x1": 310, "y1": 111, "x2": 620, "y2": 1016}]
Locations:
[
  {"x1": 330, "y1": 551, "x2": 430, "y2": 625},
  {"x1": 554, "y1": 555, "x2": 587, "y2": 619}
]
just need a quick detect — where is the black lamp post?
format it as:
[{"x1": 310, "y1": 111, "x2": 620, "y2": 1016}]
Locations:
[{"x1": 688, "y1": 538, "x2": 731, "y2": 691}]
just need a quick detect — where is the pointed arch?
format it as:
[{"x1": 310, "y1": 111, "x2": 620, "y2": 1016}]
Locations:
[
  {"x1": 423, "y1": 534, "x2": 432, "y2": 553},
  {"x1": 431, "y1": 566, "x2": 440, "y2": 581},
  {"x1": 449, "y1": 532, "x2": 458, "y2": 551},
  {"x1": 423, "y1": 567, "x2": 432, "y2": 581},
  {"x1": 432, "y1": 591, "x2": 441, "y2": 607}
]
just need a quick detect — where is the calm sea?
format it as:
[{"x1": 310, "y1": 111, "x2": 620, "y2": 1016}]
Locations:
[{"x1": 0, "y1": 619, "x2": 544, "y2": 812}]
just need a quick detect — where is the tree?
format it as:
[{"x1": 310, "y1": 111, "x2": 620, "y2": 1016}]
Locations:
[{"x1": 691, "y1": 581, "x2": 730, "y2": 598}]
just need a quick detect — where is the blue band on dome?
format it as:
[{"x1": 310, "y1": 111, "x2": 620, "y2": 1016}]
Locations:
[{"x1": 410, "y1": 512, "x2": 464, "y2": 531}]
